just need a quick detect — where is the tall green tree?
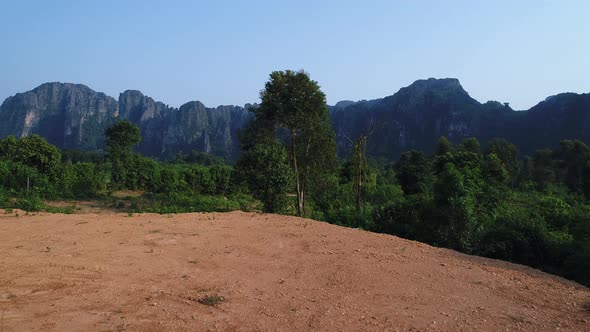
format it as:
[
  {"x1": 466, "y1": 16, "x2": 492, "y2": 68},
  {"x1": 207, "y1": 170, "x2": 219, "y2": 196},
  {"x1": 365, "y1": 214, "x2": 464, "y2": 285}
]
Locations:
[
  {"x1": 459, "y1": 137, "x2": 481, "y2": 154},
  {"x1": 435, "y1": 136, "x2": 453, "y2": 156},
  {"x1": 396, "y1": 150, "x2": 432, "y2": 196},
  {"x1": 0, "y1": 135, "x2": 61, "y2": 176},
  {"x1": 254, "y1": 70, "x2": 338, "y2": 216},
  {"x1": 351, "y1": 134, "x2": 369, "y2": 212},
  {"x1": 486, "y1": 138, "x2": 518, "y2": 181},
  {"x1": 235, "y1": 142, "x2": 293, "y2": 213},
  {"x1": 105, "y1": 120, "x2": 141, "y2": 156},
  {"x1": 105, "y1": 120, "x2": 142, "y2": 189}
]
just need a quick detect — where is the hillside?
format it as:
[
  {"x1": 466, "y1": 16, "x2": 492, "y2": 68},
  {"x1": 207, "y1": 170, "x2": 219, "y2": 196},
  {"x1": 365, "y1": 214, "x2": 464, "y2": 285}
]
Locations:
[
  {"x1": 1, "y1": 79, "x2": 589, "y2": 161},
  {"x1": 0, "y1": 210, "x2": 588, "y2": 331}
]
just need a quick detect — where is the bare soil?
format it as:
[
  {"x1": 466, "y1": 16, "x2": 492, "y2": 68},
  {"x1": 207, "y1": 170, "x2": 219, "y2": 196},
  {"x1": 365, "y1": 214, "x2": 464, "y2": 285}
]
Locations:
[{"x1": 0, "y1": 210, "x2": 588, "y2": 331}]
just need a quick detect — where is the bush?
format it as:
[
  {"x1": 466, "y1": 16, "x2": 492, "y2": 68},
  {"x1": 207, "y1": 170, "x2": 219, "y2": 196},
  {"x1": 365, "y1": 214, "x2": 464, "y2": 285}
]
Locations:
[
  {"x1": 124, "y1": 192, "x2": 257, "y2": 214},
  {"x1": 477, "y1": 205, "x2": 549, "y2": 267}
]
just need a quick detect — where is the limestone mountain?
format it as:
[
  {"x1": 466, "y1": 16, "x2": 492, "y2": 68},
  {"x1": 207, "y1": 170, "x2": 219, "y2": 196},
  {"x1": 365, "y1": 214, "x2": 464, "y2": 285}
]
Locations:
[
  {"x1": 330, "y1": 78, "x2": 590, "y2": 158},
  {"x1": 0, "y1": 79, "x2": 589, "y2": 161},
  {"x1": 0, "y1": 83, "x2": 118, "y2": 151},
  {"x1": 0, "y1": 83, "x2": 253, "y2": 161}
]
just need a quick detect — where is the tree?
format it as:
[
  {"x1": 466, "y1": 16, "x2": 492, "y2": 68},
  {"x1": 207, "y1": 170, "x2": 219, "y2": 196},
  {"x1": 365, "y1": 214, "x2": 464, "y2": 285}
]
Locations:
[
  {"x1": 554, "y1": 140, "x2": 590, "y2": 197},
  {"x1": 435, "y1": 136, "x2": 453, "y2": 156},
  {"x1": 396, "y1": 150, "x2": 432, "y2": 196},
  {"x1": 105, "y1": 121, "x2": 142, "y2": 189},
  {"x1": 351, "y1": 134, "x2": 369, "y2": 213},
  {"x1": 254, "y1": 70, "x2": 338, "y2": 216},
  {"x1": 0, "y1": 135, "x2": 61, "y2": 176},
  {"x1": 235, "y1": 142, "x2": 293, "y2": 213},
  {"x1": 483, "y1": 153, "x2": 509, "y2": 184},
  {"x1": 486, "y1": 138, "x2": 518, "y2": 180},
  {"x1": 105, "y1": 120, "x2": 141, "y2": 156},
  {"x1": 459, "y1": 137, "x2": 481, "y2": 154},
  {"x1": 0, "y1": 135, "x2": 18, "y2": 159}
]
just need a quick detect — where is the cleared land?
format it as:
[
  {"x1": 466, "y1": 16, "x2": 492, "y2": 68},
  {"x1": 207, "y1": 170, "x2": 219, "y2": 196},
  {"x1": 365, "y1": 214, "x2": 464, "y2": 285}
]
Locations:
[{"x1": 0, "y1": 210, "x2": 588, "y2": 331}]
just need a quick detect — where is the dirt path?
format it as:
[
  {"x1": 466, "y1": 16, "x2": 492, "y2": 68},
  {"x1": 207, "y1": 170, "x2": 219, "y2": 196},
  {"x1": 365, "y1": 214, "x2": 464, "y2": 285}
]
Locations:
[{"x1": 0, "y1": 210, "x2": 588, "y2": 331}]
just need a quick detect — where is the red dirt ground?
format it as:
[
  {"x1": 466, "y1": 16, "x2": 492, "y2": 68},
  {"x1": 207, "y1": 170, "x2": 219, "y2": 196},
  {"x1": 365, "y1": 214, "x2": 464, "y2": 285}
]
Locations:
[{"x1": 0, "y1": 210, "x2": 588, "y2": 331}]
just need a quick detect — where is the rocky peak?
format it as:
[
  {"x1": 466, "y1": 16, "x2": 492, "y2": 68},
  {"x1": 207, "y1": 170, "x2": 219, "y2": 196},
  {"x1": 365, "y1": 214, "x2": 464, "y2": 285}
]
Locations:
[
  {"x1": 395, "y1": 78, "x2": 469, "y2": 100},
  {"x1": 333, "y1": 100, "x2": 356, "y2": 109},
  {"x1": 119, "y1": 90, "x2": 170, "y2": 122},
  {"x1": 0, "y1": 82, "x2": 118, "y2": 150}
]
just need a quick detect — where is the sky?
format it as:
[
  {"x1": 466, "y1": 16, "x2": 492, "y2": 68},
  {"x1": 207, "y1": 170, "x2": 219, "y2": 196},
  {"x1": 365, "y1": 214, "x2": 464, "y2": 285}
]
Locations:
[{"x1": 0, "y1": 0, "x2": 589, "y2": 110}]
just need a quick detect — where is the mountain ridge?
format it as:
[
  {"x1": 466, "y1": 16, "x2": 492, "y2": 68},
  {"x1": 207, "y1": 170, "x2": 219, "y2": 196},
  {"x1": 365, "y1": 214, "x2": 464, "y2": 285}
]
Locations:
[{"x1": 1, "y1": 79, "x2": 589, "y2": 161}]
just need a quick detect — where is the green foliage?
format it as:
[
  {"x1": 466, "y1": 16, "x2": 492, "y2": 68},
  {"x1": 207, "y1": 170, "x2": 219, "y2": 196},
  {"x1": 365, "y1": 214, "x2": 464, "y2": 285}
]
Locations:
[
  {"x1": 235, "y1": 143, "x2": 293, "y2": 213},
  {"x1": 478, "y1": 206, "x2": 550, "y2": 267},
  {"x1": 483, "y1": 153, "x2": 509, "y2": 184},
  {"x1": 173, "y1": 150, "x2": 226, "y2": 166},
  {"x1": 460, "y1": 137, "x2": 481, "y2": 154},
  {"x1": 435, "y1": 136, "x2": 453, "y2": 156},
  {"x1": 396, "y1": 150, "x2": 432, "y2": 195},
  {"x1": 56, "y1": 162, "x2": 110, "y2": 198},
  {"x1": 486, "y1": 138, "x2": 518, "y2": 178},
  {"x1": 105, "y1": 120, "x2": 141, "y2": 156},
  {"x1": 0, "y1": 135, "x2": 61, "y2": 176},
  {"x1": 373, "y1": 195, "x2": 429, "y2": 239},
  {"x1": 252, "y1": 69, "x2": 339, "y2": 216},
  {"x1": 125, "y1": 192, "x2": 258, "y2": 214},
  {"x1": 367, "y1": 139, "x2": 590, "y2": 286},
  {"x1": 258, "y1": 70, "x2": 328, "y2": 132}
]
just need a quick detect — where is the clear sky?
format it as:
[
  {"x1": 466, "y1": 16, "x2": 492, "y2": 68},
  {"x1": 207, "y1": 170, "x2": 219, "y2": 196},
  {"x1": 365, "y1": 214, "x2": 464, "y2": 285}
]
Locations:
[{"x1": 1, "y1": 0, "x2": 589, "y2": 110}]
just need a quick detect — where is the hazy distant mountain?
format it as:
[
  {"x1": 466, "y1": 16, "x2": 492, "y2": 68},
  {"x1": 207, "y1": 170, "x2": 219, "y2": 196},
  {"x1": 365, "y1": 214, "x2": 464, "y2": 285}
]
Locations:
[
  {"x1": 330, "y1": 78, "x2": 590, "y2": 158},
  {"x1": 1, "y1": 79, "x2": 588, "y2": 161},
  {"x1": 0, "y1": 83, "x2": 118, "y2": 151},
  {"x1": 0, "y1": 83, "x2": 253, "y2": 161}
]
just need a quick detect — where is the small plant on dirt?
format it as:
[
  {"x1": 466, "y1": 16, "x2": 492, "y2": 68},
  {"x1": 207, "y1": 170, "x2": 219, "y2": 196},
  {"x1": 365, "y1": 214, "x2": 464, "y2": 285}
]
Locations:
[{"x1": 196, "y1": 295, "x2": 225, "y2": 306}]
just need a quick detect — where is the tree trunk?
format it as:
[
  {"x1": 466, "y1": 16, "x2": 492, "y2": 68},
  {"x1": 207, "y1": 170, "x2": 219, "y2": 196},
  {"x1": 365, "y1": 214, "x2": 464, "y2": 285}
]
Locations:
[
  {"x1": 291, "y1": 130, "x2": 303, "y2": 217},
  {"x1": 301, "y1": 137, "x2": 312, "y2": 216}
]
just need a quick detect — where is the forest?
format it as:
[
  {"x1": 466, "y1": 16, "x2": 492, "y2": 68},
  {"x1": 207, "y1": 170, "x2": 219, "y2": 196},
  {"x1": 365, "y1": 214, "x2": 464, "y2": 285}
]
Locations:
[{"x1": 1, "y1": 70, "x2": 589, "y2": 287}]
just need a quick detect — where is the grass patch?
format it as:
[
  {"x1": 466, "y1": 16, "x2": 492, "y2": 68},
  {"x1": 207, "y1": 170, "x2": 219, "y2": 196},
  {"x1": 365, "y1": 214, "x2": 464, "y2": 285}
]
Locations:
[
  {"x1": 507, "y1": 315, "x2": 529, "y2": 324},
  {"x1": 119, "y1": 192, "x2": 260, "y2": 214},
  {"x1": 112, "y1": 190, "x2": 144, "y2": 198},
  {"x1": 0, "y1": 196, "x2": 77, "y2": 214},
  {"x1": 44, "y1": 204, "x2": 77, "y2": 214},
  {"x1": 195, "y1": 295, "x2": 225, "y2": 306}
]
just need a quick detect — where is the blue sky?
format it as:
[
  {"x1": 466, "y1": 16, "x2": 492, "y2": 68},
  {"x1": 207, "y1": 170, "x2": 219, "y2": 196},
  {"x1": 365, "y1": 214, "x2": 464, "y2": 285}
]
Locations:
[{"x1": 1, "y1": 0, "x2": 589, "y2": 110}]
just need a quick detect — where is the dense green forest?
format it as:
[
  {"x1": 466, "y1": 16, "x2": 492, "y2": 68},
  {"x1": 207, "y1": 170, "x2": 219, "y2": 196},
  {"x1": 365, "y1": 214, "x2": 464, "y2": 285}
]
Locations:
[{"x1": 1, "y1": 71, "x2": 589, "y2": 287}]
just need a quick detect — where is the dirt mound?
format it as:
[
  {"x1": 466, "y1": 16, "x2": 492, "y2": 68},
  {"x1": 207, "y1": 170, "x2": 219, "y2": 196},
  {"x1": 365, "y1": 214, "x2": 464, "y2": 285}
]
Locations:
[{"x1": 0, "y1": 211, "x2": 588, "y2": 331}]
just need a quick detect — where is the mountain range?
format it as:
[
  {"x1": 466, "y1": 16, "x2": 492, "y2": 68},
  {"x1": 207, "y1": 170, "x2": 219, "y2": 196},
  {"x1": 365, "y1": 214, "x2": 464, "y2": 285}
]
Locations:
[{"x1": 1, "y1": 78, "x2": 589, "y2": 161}]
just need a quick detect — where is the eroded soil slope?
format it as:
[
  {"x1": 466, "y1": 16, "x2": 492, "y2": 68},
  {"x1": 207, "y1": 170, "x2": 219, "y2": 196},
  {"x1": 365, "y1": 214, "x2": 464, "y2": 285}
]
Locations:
[{"x1": 0, "y1": 211, "x2": 588, "y2": 331}]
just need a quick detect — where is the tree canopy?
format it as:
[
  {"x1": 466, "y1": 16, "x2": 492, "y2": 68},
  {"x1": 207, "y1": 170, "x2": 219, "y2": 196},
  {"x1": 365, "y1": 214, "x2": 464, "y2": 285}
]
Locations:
[
  {"x1": 247, "y1": 70, "x2": 338, "y2": 216},
  {"x1": 105, "y1": 120, "x2": 141, "y2": 155}
]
